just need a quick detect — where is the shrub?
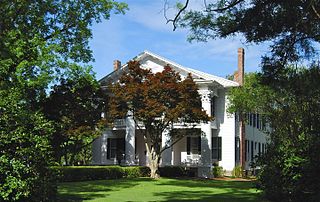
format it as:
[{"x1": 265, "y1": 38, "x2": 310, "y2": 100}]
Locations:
[
  {"x1": 232, "y1": 165, "x2": 243, "y2": 178},
  {"x1": 0, "y1": 114, "x2": 57, "y2": 202},
  {"x1": 212, "y1": 166, "x2": 224, "y2": 178},
  {"x1": 55, "y1": 166, "x2": 150, "y2": 182},
  {"x1": 159, "y1": 166, "x2": 187, "y2": 177}
]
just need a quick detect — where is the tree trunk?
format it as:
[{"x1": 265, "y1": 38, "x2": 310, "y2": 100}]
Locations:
[{"x1": 148, "y1": 150, "x2": 161, "y2": 179}]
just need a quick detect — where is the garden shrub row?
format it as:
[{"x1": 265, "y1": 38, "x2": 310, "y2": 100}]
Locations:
[
  {"x1": 159, "y1": 166, "x2": 187, "y2": 177},
  {"x1": 54, "y1": 166, "x2": 150, "y2": 182}
]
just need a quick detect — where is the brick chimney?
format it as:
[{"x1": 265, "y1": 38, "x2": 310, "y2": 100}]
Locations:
[
  {"x1": 113, "y1": 60, "x2": 121, "y2": 71},
  {"x1": 237, "y1": 48, "x2": 244, "y2": 86}
]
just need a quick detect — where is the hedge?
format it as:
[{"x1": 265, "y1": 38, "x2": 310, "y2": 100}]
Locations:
[
  {"x1": 159, "y1": 166, "x2": 187, "y2": 177},
  {"x1": 54, "y1": 166, "x2": 150, "y2": 182}
]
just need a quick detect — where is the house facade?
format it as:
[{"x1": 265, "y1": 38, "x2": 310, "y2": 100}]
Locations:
[{"x1": 92, "y1": 50, "x2": 268, "y2": 178}]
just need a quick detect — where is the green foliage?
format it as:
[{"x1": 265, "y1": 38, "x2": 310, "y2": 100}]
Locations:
[
  {"x1": 0, "y1": 1, "x2": 127, "y2": 201},
  {"x1": 232, "y1": 165, "x2": 243, "y2": 178},
  {"x1": 227, "y1": 73, "x2": 275, "y2": 117},
  {"x1": 256, "y1": 65, "x2": 320, "y2": 201},
  {"x1": 177, "y1": 0, "x2": 319, "y2": 62},
  {"x1": 109, "y1": 61, "x2": 210, "y2": 178},
  {"x1": 229, "y1": 65, "x2": 320, "y2": 201},
  {"x1": 0, "y1": 112, "x2": 57, "y2": 201},
  {"x1": 212, "y1": 166, "x2": 224, "y2": 178},
  {"x1": 55, "y1": 166, "x2": 150, "y2": 182}
]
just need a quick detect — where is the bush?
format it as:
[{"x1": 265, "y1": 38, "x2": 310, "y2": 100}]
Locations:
[
  {"x1": 159, "y1": 166, "x2": 187, "y2": 177},
  {"x1": 232, "y1": 165, "x2": 243, "y2": 178},
  {"x1": 55, "y1": 166, "x2": 150, "y2": 182},
  {"x1": 0, "y1": 113, "x2": 57, "y2": 202},
  {"x1": 212, "y1": 166, "x2": 224, "y2": 178}
]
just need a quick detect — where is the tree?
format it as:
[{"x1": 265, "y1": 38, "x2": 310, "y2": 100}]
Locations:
[
  {"x1": 227, "y1": 73, "x2": 275, "y2": 116},
  {"x1": 227, "y1": 68, "x2": 320, "y2": 201},
  {"x1": 166, "y1": 0, "x2": 319, "y2": 79},
  {"x1": 109, "y1": 61, "x2": 210, "y2": 178},
  {"x1": 43, "y1": 67, "x2": 106, "y2": 166},
  {"x1": 257, "y1": 65, "x2": 320, "y2": 201},
  {"x1": 166, "y1": 1, "x2": 320, "y2": 200},
  {"x1": 0, "y1": 1, "x2": 127, "y2": 201}
]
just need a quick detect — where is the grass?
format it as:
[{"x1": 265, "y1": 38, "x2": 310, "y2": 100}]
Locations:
[{"x1": 58, "y1": 177, "x2": 267, "y2": 202}]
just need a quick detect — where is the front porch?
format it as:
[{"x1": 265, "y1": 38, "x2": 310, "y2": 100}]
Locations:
[{"x1": 92, "y1": 126, "x2": 224, "y2": 178}]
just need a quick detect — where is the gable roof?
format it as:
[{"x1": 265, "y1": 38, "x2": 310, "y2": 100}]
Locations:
[{"x1": 99, "y1": 50, "x2": 239, "y2": 88}]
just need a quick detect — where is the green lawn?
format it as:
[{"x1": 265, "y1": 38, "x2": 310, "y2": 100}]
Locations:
[{"x1": 58, "y1": 178, "x2": 267, "y2": 202}]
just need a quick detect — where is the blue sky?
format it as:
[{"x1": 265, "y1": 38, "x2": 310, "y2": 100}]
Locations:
[{"x1": 89, "y1": 0, "x2": 270, "y2": 80}]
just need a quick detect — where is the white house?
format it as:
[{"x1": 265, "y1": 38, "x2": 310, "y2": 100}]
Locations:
[{"x1": 92, "y1": 49, "x2": 268, "y2": 178}]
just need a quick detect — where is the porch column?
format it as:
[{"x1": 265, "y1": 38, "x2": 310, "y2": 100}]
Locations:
[
  {"x1": 199, "y1": 89, "x2": 213, "y2": 178},
  {"x1": 161, "y1": 129, "x2": 172, "y2": 166},
  {"x1": 125, "y1": 111, "x2": 135, "y2": 165},
  {"x1": 100, "y1": 131, "x2": 111, "y2": 164}
]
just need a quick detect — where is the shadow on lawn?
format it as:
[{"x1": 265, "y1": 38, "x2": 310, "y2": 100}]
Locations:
[
  {"x1": 157, "y1": 178, "x2": 255, "y2": 189},
  {"x1": 154, "y1": 178, "x2": 265, "y2": 202},
  {"x1": 57, "y1": 178, "x2": 154, "y2": 202}
]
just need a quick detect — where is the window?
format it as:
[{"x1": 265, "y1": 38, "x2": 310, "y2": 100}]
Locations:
[
  {"x1": 212, "y1": 137, "x2": 222, "y2": 161},
  {"x1": 187, "y1": 136, "x2": 201, "y2": 155},
  {"x1": 107, "y1": 138, "x2": 125, "y2": 159},
  {"x1": 249, "y1": 113, "x2": 253, "y2": 126},
  {"x1": 253, "y1": 114, "x2": 256, "y2": 127},
  {"x1": 257, "y1": 114, "x2": 260, "y2": 129}
]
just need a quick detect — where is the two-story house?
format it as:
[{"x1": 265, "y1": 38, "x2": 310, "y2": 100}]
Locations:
[{"x1": 92, "y1": 49, "x2": 268, "y2": 178}]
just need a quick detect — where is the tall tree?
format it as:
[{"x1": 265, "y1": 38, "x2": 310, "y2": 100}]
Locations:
[
  {"x1": 109, "y1": 61, "x2": 210, "y2": 178},
  {"x1": 43, "y1": 67, "x2": 106, "y2": 166},
  {"x1": 166, "y1": 0, "x2": 319, "y2": 80},
  {"x1": 227, "y1": 68, "x2": 320, "y2": 201},
  {"x1": 0, "y1": 1, "x2": 127, "y2": 201},
  {"x1": 166, "y1": 1, "x2": 320, "y2": 200}
]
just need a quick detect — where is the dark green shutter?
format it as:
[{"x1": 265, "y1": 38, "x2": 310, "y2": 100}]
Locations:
[
  {"x1": 187, "y1": 137, "x2": 191, "y2": 155},
  {"x1": 198, "y1": 136, "x2": 201, "y2": 154},
  {"x1": 107, "y1": 138, "x2": 110, "y2": 159}
]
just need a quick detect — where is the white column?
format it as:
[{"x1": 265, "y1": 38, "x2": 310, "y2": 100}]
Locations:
[
  {"x1": 100, "y1": 131, "x2": 110, "y2": 164},
  {"x1": 198, "y1": 89, "x2": 213, "y2": 178},
  {"x1": 161, "y1": 129, "x2": 172, "y2": 166},
  {"x1": 125, "y1": 111, "x2": 135, "y2": 165}
]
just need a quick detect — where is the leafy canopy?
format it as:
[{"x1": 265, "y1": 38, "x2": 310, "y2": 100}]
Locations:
[
  {"x1": 109, "y1": 61, "x2": 210, "y2": 178},
  {"x1": 0, "y1": 0, "x2": 127, "y2": 201},
  {"x1": 169, "y1": 0, "x2": 320, "y2": 84},
  {"x1": 42, "y1": 67, "x2": 106, "y2": 165}
]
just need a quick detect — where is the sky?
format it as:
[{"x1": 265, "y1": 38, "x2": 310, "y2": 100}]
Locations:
[{"x1": 89, "y1": 0, "x2": 270, "y2": 80}]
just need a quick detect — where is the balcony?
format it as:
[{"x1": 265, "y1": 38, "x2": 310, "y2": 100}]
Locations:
[{"x1": 112, "y1": 118, "x2": 217, "y2": 130}]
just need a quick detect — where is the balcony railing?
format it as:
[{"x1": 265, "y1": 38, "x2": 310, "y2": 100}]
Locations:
[{"x1": 113, "y1": 118, "x2": 217, "y2": 129}]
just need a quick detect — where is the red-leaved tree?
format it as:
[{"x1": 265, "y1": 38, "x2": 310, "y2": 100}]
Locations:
[{"x1": 109, "y1": 61, "x2": 210, "y2": 178}]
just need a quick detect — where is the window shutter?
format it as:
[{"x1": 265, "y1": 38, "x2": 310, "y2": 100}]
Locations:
[
  {"x1": 187, "y1": 137, "x2": 191, "y2": 155},
  {"x1": 107, "y1": 138, "x2": 110, "y2": 159},
  {"x1": 198, "y1": 136, "x2": 201, "y2": 154},
  {"x1": 218, "y1": 137, "x2": 222, "y2": 161}
]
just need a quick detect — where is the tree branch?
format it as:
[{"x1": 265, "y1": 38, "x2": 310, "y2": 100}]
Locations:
[
  {"x1": 165, "y1": 0, "x2": 190, "y2": 31},
  {"x1": 160, "y1": 134, "x2": 184, "y2": 154},
  {"x1": 311, "y1": 4, "x2": 320, "y2": 19},
  {"x1": 204, "y1": 0, "x2": 245, "y2": 12}
]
